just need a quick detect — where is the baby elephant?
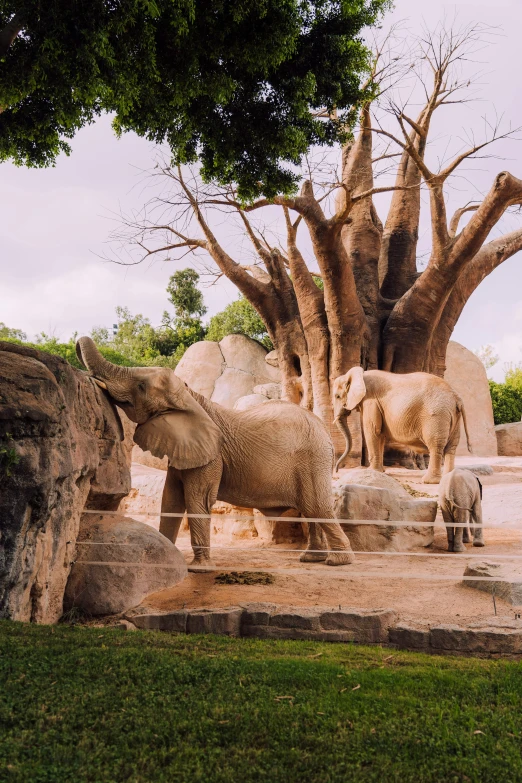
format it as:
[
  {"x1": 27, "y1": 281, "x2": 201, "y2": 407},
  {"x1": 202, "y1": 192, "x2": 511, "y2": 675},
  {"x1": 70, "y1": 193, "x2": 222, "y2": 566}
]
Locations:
[{"x1": 438, "y1": 468, "x2": 484, "y2": 552}]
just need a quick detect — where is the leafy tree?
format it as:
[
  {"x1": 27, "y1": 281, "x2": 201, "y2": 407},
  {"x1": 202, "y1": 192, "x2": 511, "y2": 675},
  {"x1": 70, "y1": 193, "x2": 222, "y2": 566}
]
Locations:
[
  {"x1": 160, "y1": 268, "x2": 207, "y2": 360},
  {"x1": 206, "y1": 297, "x2": 272, "y2": 349},
  {"x1": 0, "y1": 322, "x2": 26, "y2": 341},
  {"x1": 0, "y1": 0, "x2": 388, "y2": 199},
  {"x1": 489, "y1": 381, "x2": 522, "y2": 425},
  {"x1": 91, "y1": 307, "x2": 173, "y2": 366},
  {"x1": 0, "y1": 330, "x2": 136, "y2": 368}
]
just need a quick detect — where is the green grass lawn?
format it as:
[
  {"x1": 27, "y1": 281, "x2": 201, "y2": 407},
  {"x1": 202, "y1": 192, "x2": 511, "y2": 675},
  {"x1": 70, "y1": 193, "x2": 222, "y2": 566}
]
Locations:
[{"x1": 1, "y1": 621, "x2": 522, "y2": 782}]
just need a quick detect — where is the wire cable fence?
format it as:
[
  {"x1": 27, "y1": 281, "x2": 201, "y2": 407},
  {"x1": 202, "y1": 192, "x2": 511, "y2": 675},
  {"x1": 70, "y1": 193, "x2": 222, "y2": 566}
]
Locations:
[{"x1": 78, "y1": 510, "x2": 522, "y2": 592}]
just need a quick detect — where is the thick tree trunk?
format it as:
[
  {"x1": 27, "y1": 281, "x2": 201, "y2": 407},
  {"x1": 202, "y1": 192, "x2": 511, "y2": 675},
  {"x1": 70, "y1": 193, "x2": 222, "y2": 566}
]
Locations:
[{"x1": 340, "y1": 107, "x2": 383, "y2": 369}]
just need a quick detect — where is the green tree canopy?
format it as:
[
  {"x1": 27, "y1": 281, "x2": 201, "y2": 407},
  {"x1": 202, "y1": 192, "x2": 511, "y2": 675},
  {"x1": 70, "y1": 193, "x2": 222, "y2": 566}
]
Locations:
[
  {"x1": 0, "y1": 0, "x2": 388, "y2": 199},
  {"x1": 0, "y1": 321, "x2": 26, "y2": 341},
  {"x1": 206, "y1": 297, "x2": 272, "y2": 348}
]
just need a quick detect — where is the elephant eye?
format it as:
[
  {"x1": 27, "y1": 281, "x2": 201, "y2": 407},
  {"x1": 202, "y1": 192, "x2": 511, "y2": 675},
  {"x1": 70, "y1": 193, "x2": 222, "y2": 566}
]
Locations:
[{"x1": 137, "y1": 381, "x2": 146, "y2": 393}]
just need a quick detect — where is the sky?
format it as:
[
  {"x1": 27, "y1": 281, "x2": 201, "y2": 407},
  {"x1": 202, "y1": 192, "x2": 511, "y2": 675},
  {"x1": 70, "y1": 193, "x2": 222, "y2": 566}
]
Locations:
[{"x1": 1, "y1": 0, "x2": 521, "y2": 381}]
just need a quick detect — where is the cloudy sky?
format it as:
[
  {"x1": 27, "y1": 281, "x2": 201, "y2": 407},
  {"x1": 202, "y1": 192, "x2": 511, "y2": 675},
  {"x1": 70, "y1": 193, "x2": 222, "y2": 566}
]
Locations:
[{"x1": 1, "y1": 0, "x2": 521, "y2": 381}]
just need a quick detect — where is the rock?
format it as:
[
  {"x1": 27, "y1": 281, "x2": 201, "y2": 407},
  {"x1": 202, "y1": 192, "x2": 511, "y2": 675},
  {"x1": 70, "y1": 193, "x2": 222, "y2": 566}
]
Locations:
[
  {"x1": 115, "y1": 620, "x2": 138, "y2": 631},
  {"x1": 212, "y1": 368, "x2": 259, "y2": 408},
  {"x1": 233, "y1": 393, "x2": 269, "y2": 411},
  {"x1": 389, "y1": 622, "x2": 430, "y2": 650},
  {"x1": 186, "y1": 607, "x2": 243, "y2": 636},
  {"x1": 264, "y1": 350, "x2": 279, "y2": 368},
  {"x1": 64, "y1": 513, "x2": 187, "y2": 616},
  {"x1": 458, "y1": 463, "x2": 494, "y2": 476},
  {"x1": 119, "y1": 464, "x2": 168, "y2": 527},
  {"x1": 0, "y1": 342, "x2": 131, "y2": 624},
  {"x1": 333, "y1": 468, "x2": 436, "y2": 551},
  {"x1": 463, "y1": 561, "x2": 522, "y2": 605},
  {"x1": 253, "y1": 383, "x2": 281, "y2": 399},
  {"x1": 174, "y1": 335, "x2": 280, "y2": 411},
  {"x1": 175, "y1": 340, "x2": 224, "y2": 398},
  {"x1": 429, "y1": 621, "x2": 522, "y2": 654},
  {"x1": 495, "y1": 422, "x2": 522, "y2": 457},
  {"x1": 444, "y1": 341, "x2": 498, "y2": 456}
]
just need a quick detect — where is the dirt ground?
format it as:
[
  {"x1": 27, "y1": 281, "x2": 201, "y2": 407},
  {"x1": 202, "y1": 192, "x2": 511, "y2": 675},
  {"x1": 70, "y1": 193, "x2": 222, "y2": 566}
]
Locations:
[{"x1": 138, "y1": 456, "x2": 522, "y2": 626}]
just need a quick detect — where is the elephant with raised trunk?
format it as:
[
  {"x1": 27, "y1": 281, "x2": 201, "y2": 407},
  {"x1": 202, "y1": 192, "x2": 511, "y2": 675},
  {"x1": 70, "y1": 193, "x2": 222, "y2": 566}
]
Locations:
[
  {"x1": 76, "y1": 337, "x2": 354, "y2": 567},
  {"x1": 332, "y1": 367, "x2": 472, "y2": 484}
]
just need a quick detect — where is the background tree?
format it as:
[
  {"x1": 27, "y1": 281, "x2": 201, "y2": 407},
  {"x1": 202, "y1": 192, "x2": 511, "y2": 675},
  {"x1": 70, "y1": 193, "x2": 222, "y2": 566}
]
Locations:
[
  {"x1": 114, "y1": 21, "x2": 522, "y2": 458},
  {"x1": 206, "y1": 297, "x2": 273, "y2": 349},
  {"x1": 0, "y1": 0, "x2": 388, "y2": 200}
]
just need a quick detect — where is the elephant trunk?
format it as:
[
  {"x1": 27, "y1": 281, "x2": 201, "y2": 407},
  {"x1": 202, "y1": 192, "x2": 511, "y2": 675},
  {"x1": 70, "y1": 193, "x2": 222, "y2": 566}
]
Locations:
[
  {"x1": 334, "y1": 411, "x2": 352, "y2": 473},
  {"x1": 76, "y1": 336, "x2": 131, "y2": 393}
]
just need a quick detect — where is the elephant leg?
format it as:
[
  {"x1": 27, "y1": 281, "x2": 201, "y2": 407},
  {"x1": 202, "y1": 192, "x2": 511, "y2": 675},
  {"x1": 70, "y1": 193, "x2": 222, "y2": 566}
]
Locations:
[
  {"x1": 299, "y1": 522, "x2": 328, "y2": 562},
  {"x1": 441, "y1": 505, "x2": 454, "y2": 552},
  {"x1": 462, "y1": 525, "x2": 471, "y2": 544},
  {"x1": 363, "y1": 401, "x2": 384, "y2": 472},
  {"x1": 423, "y1": 444, "x2": 445, "y2": 484},
  {"x1": 160, "y1": 467, "x2": 186, "y2": 544},
  {"x1": 472, "y1": 502, "x2": 485, "y2": 547},
  {"x1": 299, "y1": 496, "x2": 355, "y2": 566},
  {"x1": 182, "y1": 458, "x2": 222, "y2": 566},
  {"x1": 452, "y1": 508, "x2": 468, "y2": 553}
]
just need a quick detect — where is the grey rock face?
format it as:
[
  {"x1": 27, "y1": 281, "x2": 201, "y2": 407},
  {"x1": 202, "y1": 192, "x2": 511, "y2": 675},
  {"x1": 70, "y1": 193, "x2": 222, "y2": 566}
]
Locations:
[
  {"x1": 495, "y1": 422, "x2": 522, "y2": 457},
  {"x1": 333, "y1": 469, "x2": 436, "y2": 551},
  {"x1": 0, "y1": 342, "x2": 131, "y2": 624},
  {"x1": 64, "y1": 513, "x2": 187, "y2": 616}
]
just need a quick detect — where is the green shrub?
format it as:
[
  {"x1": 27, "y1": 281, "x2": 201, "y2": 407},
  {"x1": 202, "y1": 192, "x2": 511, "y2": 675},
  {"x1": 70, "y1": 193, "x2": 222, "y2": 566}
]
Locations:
[
  {"x1": 0, "y1": 335, "x2": 139, "y2": 369},
  {"x1": 489, "y1": 380, "x2": 522, "y2": 425},
  {"x1": 206, "y1": 297, "x2": 272, "y2": 349}
]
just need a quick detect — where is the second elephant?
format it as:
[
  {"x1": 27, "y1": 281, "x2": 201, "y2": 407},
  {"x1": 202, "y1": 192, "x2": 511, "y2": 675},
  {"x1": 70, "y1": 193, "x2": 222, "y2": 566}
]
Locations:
[
  {"x1": 333, "y1": 367, "x2": 472, "y2": 484},
  {"x1": 438, "y1": 468, "x2": 484, "y2": 552}
]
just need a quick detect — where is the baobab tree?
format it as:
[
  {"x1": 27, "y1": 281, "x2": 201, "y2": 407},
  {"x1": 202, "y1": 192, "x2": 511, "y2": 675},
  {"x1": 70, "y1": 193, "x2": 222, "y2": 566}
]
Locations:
[{"x1": 112, "y1": 21, "x2": 522, "y2": 459}]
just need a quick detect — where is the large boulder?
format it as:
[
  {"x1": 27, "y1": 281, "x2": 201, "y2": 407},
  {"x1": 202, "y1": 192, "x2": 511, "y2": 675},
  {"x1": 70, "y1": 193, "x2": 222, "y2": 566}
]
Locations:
[
  {"x1": 0, "y1": 342, "x2": 131, "y2": 624},
  {"x1": 444, "y1": 341, "x2": 497, "y2": 456},
  {"x1": 333, "y1": 468, "x2": 436, "y2": 551},
  {"x1": 64, "y1": 513, "x2": 187, "y2": 616},
  {"x1": 176, "y1": 334, "x2": 280, "y2": 408},
  {"x1": 495, "y1": 422, "x2": 522, "y2": 457}
]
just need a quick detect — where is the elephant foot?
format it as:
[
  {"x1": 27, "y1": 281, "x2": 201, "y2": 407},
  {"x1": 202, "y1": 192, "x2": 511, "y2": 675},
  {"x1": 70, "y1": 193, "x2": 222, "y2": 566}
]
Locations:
[
  {"x1": 473, "y1": 540, "x2": 485, "y2": 547},
  {"x1": 422, "y1": 473, "x2": 441, "y2": 485},
  {"x1": 325, "y1": 549, "x2": 355, "y2": 566},
  {"x1": 188, "y1": 556, "x2": 215, "y2": 572},
  {"x1": 299, "y1": 550, "x2": 328, "y2": 562},
  {"x1": 453, "y1": 543, "x2": 466, "y2": 553}
]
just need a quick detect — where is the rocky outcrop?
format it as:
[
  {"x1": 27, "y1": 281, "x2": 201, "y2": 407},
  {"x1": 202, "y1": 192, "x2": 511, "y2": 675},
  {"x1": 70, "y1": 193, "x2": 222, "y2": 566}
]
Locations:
[
  {"x1": 463, "y1": 561, "x2": 522, "y2": 605},
  {"x1": 175, "y1": 335, "x2": 280, "y2": 408},
  {"x1": 333, "y1": 468, "x2": 436, "y2": 551},
  {"x1": 444, "y1": 341, "x2": 497, "y2": 457},
  {"x1": 64, "y1": 513, "x2": 187, "y2": 616},
  {"x1": 495, "y1": 422, "x2": 522, "y2": 457},
  {"x1": 0, "y1": 342, "x2": 131, "y2": 624}
]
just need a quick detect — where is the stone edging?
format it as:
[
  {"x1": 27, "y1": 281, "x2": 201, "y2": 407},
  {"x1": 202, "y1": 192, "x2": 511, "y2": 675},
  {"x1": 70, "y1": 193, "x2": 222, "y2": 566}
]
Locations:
[{"x1": 125, "y1": 603, "x2": 522, "y2": 657}]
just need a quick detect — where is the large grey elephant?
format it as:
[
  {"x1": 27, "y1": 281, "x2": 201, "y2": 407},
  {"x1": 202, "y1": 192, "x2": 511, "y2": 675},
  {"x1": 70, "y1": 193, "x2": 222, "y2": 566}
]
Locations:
[
  {"x1": 438, "y1": 468, "x2": 484, "y2": 552},
  {"x1": 332, "y1": 367, "x2": 471, "y2": 484},
  {"x1": 76, "y1": 337, "x2": 354, "y2": 567}
]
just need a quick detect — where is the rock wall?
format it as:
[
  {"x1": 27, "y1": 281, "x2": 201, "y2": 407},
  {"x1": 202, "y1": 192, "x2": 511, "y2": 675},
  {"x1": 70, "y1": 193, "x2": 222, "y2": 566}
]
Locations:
[
  {"x1": 444, "y1": 341, "x2": 497, "y2": 457},
  {"x1": 0, "y1": 342, "x2": 131, "y2": 624},
  {"x1": 175, "y1": 334, "x2": 280, "y2": 407},
  {"x1": 495, "y1": 422, "x2": 522, "y2": 456}
]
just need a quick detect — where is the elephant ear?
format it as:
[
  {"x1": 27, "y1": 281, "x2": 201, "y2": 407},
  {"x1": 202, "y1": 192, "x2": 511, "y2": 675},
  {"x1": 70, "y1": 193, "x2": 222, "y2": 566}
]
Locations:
[
  {"x1": 345, "y1": 366, "x2": 366, "y2": 411},
  {"x1": 133, "y1": 402, "x2": 223, "y2": 470}
]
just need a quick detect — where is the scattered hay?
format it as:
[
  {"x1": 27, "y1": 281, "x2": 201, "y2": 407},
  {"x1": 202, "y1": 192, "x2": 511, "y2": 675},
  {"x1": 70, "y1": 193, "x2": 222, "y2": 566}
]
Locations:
[
  {"x1": 400, "y1": 482, "x2": 432, "y2": 498},
  {"x1": 214, "y1": 571, "x2": 275, "y2": 585}
]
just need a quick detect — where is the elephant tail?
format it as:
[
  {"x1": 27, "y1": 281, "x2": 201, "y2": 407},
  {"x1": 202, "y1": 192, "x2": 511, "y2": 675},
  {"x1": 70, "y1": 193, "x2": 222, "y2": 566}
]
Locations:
[{"x1": 457, "y1": 399, "x2": 472, "y2": 454}]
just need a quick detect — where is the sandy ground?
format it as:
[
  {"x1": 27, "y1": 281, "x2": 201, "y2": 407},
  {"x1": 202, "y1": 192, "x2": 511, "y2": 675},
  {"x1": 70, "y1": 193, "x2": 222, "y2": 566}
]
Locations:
[{"x1": 133, "y1": 456, "x2": 522, "y2": 626}]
